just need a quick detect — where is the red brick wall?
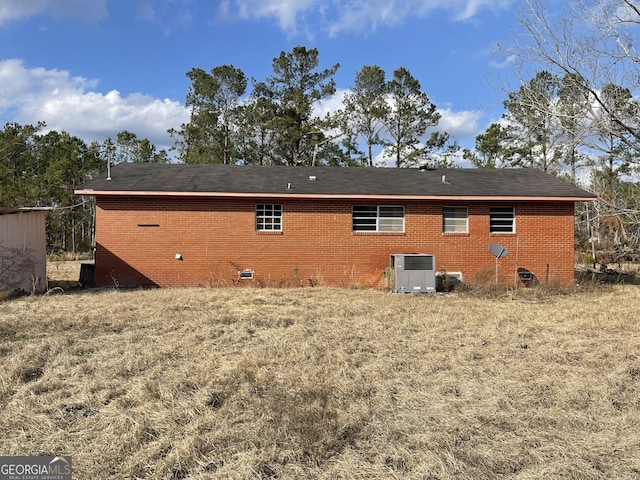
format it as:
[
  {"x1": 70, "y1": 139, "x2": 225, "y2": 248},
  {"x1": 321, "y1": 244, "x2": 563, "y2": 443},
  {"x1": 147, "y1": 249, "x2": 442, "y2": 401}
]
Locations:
[{"x1": 93, "y1": 196, "x2": 577, "y2": 288}]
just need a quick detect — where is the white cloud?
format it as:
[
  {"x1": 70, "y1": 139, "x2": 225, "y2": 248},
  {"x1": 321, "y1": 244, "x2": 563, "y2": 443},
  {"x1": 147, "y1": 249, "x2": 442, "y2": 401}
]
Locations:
[
  {"x1": 314, "y1": 88, "x2": 347, "y2": 119},
  {"x1": 217, "y1": 0, "x2": 512, "y2": 36},
  {"x1": 436, "y1": 107, "x2": 483, "y2": 141},
  {"x1": 137, "y1": 0, "x2": 155, "y2": 22},
  {"x1": 452, "y1": 0, "x2": 511, "y2": 21},
  {"x1": 139, "y1": 0, "x2": 195, "y2": 34},
  {"x1": 0, "y1": 0, "x2": 108, "y2": 24},
  {"x1": 218, "y1": 0, "x2": 316, "y2": 35},
  {"x1": 0, "y1": 60, "x2": 188, "y2": 150},
  {"x1": 489, "y1": 54, "x2": 516, "y2": 69}
]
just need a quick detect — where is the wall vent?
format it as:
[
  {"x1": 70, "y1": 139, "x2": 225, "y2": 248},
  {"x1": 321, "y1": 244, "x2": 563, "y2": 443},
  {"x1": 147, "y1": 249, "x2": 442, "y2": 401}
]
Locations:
[{"x1": 239, "y1": 269, "x2": 254, "y2": 280}]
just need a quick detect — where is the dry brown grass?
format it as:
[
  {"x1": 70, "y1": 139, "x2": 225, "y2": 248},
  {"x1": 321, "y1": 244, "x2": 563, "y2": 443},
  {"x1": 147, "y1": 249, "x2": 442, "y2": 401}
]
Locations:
[
  {"x1": 46, "y1": 260, "x2": 86, "y2": 290},
  {"x1": 1, "y1": 285, "x2": 639, "y2": 479}
]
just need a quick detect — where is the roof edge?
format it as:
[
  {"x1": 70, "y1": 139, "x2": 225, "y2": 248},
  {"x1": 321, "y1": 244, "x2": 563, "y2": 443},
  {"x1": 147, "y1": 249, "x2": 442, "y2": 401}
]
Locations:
[
  {"x1": 74, "y1": 189, "x2": 597, "y2": 202},
  {"x1": 0, "y1": 207, "x2": 52, "y2": 215}
]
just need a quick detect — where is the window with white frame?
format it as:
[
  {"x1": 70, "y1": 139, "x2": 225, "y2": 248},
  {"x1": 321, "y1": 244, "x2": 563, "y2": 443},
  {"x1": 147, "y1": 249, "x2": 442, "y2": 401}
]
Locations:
[
  {"x1": 490, "y1": 206, "x2": 515, "y2": 233},
  {"x1": 442, "y1": 206, "x2": 468, "y2": 233},
  {"x1": 256, "y1": 204, "x2": 282, "y2": 231},
  {"x1": 352, "y1": 206, "x2": 404, "y2": 232}
]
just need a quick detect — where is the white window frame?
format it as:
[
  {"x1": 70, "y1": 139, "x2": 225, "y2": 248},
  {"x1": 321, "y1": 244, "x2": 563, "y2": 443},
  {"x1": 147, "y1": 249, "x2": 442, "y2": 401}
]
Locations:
[
  {"x1": 352, "y1": 205, "x2": 405, "y2": 232},
  {"x1": 442, "y1": 206, "x2": 468, "y2": 233},
  {"x1": 490, "y1": 206, "x2": 515, "y2": 233},
  {"x1": 256, "y1": 204, "x2": 282, "y2": 231}
]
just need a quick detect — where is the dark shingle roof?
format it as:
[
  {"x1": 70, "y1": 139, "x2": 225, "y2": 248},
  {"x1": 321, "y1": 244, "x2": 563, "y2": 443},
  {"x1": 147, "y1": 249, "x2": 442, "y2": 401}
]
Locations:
[{"x1": 75, "y1": 163, "x2": 596, "y2": 200}]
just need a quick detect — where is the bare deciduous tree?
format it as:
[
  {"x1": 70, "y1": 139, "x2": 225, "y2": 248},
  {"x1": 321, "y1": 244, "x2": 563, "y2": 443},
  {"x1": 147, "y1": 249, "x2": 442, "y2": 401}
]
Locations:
[
  {"x1": 503, "y1": 0, "x2": 640, "y2": 253},
  {"x1": 504, "y1": 0, "x2": 640, "y2": 153}
]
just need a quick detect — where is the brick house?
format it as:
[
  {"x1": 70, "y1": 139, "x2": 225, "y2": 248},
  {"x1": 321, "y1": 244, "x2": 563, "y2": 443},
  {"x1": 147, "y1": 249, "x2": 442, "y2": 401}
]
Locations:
[{"x1": 75, "y1": 163, "x2": 595, "y2": 289}]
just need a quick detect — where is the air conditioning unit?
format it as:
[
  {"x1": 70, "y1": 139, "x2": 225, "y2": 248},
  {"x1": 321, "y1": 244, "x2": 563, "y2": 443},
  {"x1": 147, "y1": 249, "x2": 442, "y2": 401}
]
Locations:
[{"x1": 390, "y1": 254, "x2": 436, "y2": 294}]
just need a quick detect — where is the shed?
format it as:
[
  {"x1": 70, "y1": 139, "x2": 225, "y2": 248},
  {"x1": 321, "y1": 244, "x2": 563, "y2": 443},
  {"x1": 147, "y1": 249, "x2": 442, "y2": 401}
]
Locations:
[{"x1": 0, "y1": 208, "x2": 48, "y2": 293}]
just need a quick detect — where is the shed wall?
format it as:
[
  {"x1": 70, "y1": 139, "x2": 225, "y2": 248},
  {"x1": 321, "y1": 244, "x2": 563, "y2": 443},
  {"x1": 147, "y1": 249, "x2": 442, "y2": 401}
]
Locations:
[{"x1": 0, "y1": 211, "x2": 47, "y2": 292}]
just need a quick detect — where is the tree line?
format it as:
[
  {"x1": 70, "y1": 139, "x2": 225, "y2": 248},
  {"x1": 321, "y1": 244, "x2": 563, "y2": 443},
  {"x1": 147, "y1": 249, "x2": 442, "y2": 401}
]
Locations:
[
  {"x1": 0, "y1": 124, "x2": 167, "y2": 255},
  {"x1": 169, "y1": 46, "x2": 456, "y2": 168}
]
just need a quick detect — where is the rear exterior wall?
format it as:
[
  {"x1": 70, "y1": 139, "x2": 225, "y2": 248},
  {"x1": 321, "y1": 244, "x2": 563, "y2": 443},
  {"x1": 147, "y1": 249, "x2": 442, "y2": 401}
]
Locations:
[{"x1": 93, "y1": 196, "x2": 577, "y2": 288}]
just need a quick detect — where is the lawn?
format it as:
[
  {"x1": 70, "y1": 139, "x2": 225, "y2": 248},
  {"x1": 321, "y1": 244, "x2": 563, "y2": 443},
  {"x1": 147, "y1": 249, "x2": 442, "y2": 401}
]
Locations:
[{"x1": 1, "y1": 285, "x2": 639, "y2": 479}]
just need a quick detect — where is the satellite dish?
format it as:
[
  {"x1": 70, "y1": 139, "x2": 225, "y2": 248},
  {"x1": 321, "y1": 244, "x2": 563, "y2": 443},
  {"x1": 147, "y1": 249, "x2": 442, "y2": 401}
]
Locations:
[
  {"x1": 489, "y1": 244, "x2": 508, "y2": 285},
  {"x1": 489, "y1": 243, "x2": 508, "y2": 259}
]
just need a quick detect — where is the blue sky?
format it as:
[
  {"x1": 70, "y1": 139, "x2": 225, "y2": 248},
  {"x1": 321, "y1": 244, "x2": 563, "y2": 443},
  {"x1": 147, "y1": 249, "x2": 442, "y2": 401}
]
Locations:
[{"x1": 0, "y1": 0, "x2": 522, "y2": 156}]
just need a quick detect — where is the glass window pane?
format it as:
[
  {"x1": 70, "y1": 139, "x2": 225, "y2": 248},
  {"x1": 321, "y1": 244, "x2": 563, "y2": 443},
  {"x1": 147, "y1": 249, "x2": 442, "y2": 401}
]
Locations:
[
  {"x1": 353, "y1": 206, "x2": 377, "y2": 213},
  {"x1": 379, "y1": 218, "x2": 404, "y2": 232},
  {"x1": 353, "y1": 206, "x2": 377, "y2": 220},
  {"x1": 443, "y1": 207, "x2": 468, "y2": 233},
  {"x1": 256, "y1": 204, "x2": 282, "y2": 231},
  {"x1": 353, "y1": 205, "x2": 404, "y2": 232},
  {"x1": 353, "y1": 218, "x2": 377, "y2": 226},
  {"x1": 353, "y1": 222, "x2": 377, "y2": 231},
  {"x1": 490, "y1": 207, "x2": 514, "y2": 233},
  {"x1": 380, "y1": 206, "x2": 404, "y2": 217}
]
